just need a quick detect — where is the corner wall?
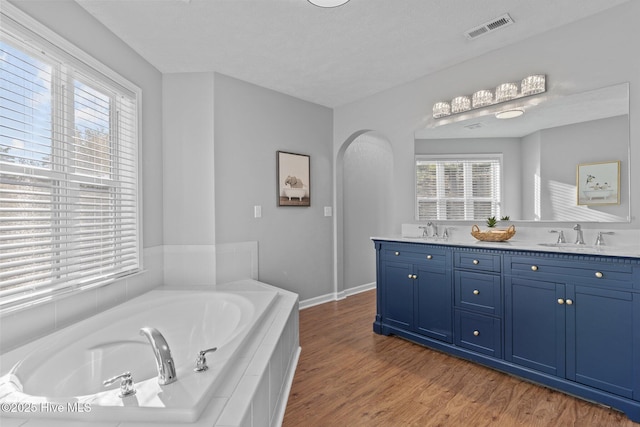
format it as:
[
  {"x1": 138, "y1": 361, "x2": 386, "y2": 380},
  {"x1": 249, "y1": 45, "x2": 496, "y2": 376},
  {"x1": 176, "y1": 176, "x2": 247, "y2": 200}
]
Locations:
[{"x1": 214, "y1": 73, "x2": 334, "y2": 301}]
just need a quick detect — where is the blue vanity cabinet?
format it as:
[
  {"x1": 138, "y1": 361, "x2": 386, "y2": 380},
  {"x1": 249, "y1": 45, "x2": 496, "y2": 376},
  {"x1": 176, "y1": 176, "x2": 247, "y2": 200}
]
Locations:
[
  {"x1": 504, "y1": 254, "x2": 640, "y2": 402},
  {"x1": 373, "y1": 241, "x2": 453, "y2": 343},
  {"x1": 373, "y1": 239, "x2": 640, "y2": 422}
]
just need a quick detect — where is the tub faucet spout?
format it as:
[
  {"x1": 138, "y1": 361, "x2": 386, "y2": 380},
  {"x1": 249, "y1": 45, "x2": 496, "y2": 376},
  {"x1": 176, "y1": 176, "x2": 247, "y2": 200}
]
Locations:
[{"x1": 139, "y1": 327, "x2": 177, "y2": 385}]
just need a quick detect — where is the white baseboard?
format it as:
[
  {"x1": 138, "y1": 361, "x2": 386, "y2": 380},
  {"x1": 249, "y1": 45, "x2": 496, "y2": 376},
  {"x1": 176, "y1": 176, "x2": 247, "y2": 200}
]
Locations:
[{"x1": 299, "y1": 282, "x2": 376, "y2": 310}]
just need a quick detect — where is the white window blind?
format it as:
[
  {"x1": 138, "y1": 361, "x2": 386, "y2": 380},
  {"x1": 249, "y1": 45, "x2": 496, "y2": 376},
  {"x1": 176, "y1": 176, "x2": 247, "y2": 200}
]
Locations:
[
  {"x1": 416, "y1": 155, "x2": 502, "y2": 220},
  {"x1": 0, "y1": 10, "x2": 140, "y2": 309}
]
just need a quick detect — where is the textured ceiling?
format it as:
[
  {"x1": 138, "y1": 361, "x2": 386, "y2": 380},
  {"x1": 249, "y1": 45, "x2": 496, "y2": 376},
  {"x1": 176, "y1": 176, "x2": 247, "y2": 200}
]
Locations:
[{"x1": 75, "y1": 0, "x2": 627, "y2": 107}]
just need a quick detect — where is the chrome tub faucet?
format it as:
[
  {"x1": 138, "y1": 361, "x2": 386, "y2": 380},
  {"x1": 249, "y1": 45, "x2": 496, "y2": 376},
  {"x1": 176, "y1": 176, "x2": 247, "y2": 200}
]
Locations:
[{"x1": 140, "y1": 327, "x2": 177, "y2": 385}]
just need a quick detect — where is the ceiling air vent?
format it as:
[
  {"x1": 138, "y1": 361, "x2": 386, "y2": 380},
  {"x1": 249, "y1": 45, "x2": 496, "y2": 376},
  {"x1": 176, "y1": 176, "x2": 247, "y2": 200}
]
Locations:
[{"x1": 464, "y1": 13, "x2": 514, "y2": 40}]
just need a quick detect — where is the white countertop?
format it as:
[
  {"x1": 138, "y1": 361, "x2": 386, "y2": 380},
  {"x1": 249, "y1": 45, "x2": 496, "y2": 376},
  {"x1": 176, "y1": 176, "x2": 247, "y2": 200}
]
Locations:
[{"x1": 372, "y1": 236, "x2": 640, "y2": 259}]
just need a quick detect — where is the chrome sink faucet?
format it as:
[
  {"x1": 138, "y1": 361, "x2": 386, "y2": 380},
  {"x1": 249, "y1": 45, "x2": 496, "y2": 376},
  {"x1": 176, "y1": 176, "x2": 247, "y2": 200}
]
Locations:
[
  {"x1": 573, "y1": 224, "x2": 585, "y2": 245},
  {"x1": 140, "y1": 327, "x2": 177, "y2": 385}
]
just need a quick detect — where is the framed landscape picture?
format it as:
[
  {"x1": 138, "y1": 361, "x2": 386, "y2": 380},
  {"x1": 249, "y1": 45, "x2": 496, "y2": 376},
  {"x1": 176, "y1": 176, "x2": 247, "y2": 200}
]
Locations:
[{"x1": 277, "y1": 151, "x2": 310, "y2": 207}]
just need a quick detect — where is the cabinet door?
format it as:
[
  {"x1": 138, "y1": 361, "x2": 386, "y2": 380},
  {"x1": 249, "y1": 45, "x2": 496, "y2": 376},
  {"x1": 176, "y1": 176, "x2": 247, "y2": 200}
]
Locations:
[
  {"x1": 566, "y1": 285, "x2": 638, "y2": 399},
  {"x1": 415, "y1": 264, "x2": 452, "y2": 343},
  {"x1": 381, "y1": 260, "x2": 414, "y2": 330},
  {"x1": 505, "y1": 277, "x2": 566, "y2": 377}
]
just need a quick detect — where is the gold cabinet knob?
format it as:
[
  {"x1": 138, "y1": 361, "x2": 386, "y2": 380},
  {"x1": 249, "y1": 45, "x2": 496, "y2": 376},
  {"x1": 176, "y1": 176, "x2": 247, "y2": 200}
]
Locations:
[
  {"x1": 426, "y1": 255, "x2": 433, "y2": 260},
  {"x1": 473, "y1": 289, "x2": 480, "y2": 295},
  {"x1": 473, "y1": 259, "x2": 479, "y2": 265},
  {"x1": 531, "y1": 265, "x2": 538, "y2": 271},
  {"x1": 395, "y1": 251, "x2": 400, "y2": 256},
  {"x1": 566, "y1": 299, "x2": 573, "y2": 305},
  {"x1": 412, "y1": 274, "x2": 418, "y2": 279},
  {"x1": 408, "y1": 274, "x2": 413, "y2": 279},
  {"x1": 557, "y1": 298, "x2": 565, "y2": 305},
  {"x1": 473, "y1": 330, "x2": 480, "y2": 336},
  {"x1": 595, "y1": 271, "x2": 603, "y2": 278}
]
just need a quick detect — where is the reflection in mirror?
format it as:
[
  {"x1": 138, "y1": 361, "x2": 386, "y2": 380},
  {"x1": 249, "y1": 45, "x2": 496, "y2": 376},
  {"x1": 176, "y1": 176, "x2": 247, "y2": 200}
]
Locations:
[{"x1": 415, "y1": 83, "x2": 629, "y2": 222}]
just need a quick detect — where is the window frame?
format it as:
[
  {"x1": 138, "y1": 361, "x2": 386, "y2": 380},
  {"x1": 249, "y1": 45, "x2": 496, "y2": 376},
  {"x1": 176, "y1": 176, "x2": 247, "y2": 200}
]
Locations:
[
  {"x1": 415, "y1": 153, "x2": 503, "y2": 221},
  {"x1": 0, "y1": 3, "x2": 143, "y2": 312}
]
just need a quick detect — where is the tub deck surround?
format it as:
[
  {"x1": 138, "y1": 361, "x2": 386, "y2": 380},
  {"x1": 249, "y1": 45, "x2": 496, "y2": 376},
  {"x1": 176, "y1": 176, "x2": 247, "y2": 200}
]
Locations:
[
  {"x1": 0, "y1": 279, "x2": 300, "y2": 427},
  {"x1": 372, "y1": 237, "x2": 640, "y2": 422}
]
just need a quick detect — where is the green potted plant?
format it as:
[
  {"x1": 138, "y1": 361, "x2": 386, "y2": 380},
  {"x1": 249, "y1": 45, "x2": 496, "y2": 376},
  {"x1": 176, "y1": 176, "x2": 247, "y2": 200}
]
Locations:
[{"x1": 486, "y1": 216, "x2": 498, "y2": 228}]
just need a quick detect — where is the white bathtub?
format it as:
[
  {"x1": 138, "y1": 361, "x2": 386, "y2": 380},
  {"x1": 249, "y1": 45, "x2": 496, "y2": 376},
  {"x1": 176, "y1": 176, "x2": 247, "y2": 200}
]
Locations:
[{"x1": 0, "y1": 288, "x2": 279, "y2": 423}]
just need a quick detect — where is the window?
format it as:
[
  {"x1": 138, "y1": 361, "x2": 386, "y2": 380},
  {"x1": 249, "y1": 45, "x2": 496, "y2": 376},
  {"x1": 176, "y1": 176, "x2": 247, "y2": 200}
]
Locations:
[
  {"x1": 0, "y1": 7, "x2": 140, "y2": 309},
  {"x1": 416, "y1": 155, "x2": 502, "y2": 220}
]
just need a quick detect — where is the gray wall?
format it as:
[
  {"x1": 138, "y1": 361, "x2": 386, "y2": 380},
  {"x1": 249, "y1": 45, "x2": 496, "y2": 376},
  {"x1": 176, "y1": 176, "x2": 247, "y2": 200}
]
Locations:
[
  {"x1": 538, "y1": 115, "x2": 629, "y2": 221},
  {"x1": 335, "y1": 2, "x2": 640, "y2": 235},
  {"x1": 521, "y1": 131, "x2": 542, "y2": 220},
  {"x1": 214, "y1": 73, "x2": 334, "y2": 300},
  {"x1": 163, "y1": 73, "x2": 216, "y2": 245},
  {"x1": 7, "y1": 0, "x2": 164, "y2": 249}
]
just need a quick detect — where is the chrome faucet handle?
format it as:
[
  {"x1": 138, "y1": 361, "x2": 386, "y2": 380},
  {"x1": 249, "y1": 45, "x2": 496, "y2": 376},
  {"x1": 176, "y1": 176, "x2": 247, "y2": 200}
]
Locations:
[
  {"x1": 595, "y1": 231, "x2": 615, "y2": 246},
  {"x1": 573, "y1": 224, "x2": 585, "y2": 245},
  {"x1": 441, "y1": 227, "x2": 449, "y2": 240},
  {"x1": 418, "y1": 226, "x2": 428, "y2": 237},
  {"x1": 194, "y1": 347, "x2": 218, "y2": 372},
  {"x1": 103, "y1": 371, "x2": 136, "y2": 398},
  {"x1": 549, "y1": 230, "x2": 566, "y2": 244}
]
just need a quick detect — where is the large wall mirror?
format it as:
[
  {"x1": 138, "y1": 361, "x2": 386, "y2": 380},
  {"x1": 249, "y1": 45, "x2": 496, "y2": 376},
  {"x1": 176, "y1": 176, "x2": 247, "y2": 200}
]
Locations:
[{"x1": 415, "y1": 82, "x2": 630, "y2": 223}]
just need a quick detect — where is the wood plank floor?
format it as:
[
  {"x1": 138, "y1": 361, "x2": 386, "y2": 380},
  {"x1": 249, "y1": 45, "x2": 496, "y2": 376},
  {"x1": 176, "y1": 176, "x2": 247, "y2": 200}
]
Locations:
[{"x1": 283, "y1": 290, "x2": 637, "y2": 427}]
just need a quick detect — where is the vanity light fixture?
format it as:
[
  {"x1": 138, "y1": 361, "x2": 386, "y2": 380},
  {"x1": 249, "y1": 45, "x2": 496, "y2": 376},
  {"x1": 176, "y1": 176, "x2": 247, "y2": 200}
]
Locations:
[
  {"x1": 307, "y1": 0, "x2": 350, "y2": 7},
  {"x1": 451, "y1": 96, "x2": 471, "y2": 113},
  {"x1": 432, "y1": 74, "x2": 546, "y2": 119}
]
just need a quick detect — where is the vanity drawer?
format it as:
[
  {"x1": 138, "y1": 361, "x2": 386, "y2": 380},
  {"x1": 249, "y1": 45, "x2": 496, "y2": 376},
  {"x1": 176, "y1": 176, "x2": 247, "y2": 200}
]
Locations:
[
  {"x1": 382, "y1": 244, "x2": 448, "y2": 267},
  {"x1": 455, "y1": 271, "x2": 502, "y2": 316},
  {"x1": 454, "y1": 310, "x2": 502, "y2": 358},
  {"x1": 506, "y1": 255, "x2": 634, "y2": 288},
  {"x1": 454, "y1": 251, "x2": 501, "y2": 273}
]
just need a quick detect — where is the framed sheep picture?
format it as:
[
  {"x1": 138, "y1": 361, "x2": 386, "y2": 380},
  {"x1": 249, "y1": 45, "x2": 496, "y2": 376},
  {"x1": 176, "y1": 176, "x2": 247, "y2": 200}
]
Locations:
[{"x1": 277, "y1": 151, "x2": 310, "y2": 206}]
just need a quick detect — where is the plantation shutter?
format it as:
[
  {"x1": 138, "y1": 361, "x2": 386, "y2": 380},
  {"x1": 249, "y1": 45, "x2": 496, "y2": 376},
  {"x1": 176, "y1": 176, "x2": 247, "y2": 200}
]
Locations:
[
  {"x1": 0, "y1": 14, "x2": 140, "y2": 309},
  {"x1": 416, "y1": 156, "x2": 501, "y2": 220}
]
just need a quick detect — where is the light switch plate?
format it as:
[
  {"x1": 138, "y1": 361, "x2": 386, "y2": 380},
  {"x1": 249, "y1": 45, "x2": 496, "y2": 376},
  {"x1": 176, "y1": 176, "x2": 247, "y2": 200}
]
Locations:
[
  {"x1": 324, "y1": 206, "x2": 332, "y2": 217},
  {"x1": 254, "y1": 205, "x2": 262, "y2": 218}
]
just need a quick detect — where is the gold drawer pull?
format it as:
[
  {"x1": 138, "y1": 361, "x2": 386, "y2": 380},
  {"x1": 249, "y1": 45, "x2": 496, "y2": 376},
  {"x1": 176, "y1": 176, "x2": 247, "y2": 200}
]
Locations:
[
  {"x1": 566, "y1": 299, "x2": 573, "y2": 305},
  {"x1": 531, "y1": 265, "x2": 538, "y2": 271},
  {"x1": 558, "y1": 298, "x2": 565, "y2": 305},
  {"x1": 472, "y1": 259, "x2": 479, "y2": 265},
  {"x1": 426, "y1": 255, "x2": 433, "y2": 260},
  {"x1": 473, "y1": 330, "x2": 480, "y2": 336},
  {"x1": 408, "y1": 274, "x2": 412, "y2": 279},
  {"x1": 413, "y1": 274, "x2": 417, "y2": 279},
  {"x1": 395, "y1": 251, "x2": 400, "y2": 256},
  {"x1": 595, "y1": 271, "x2": 603, "y2": 278},
  {"x1": 473, "y1": 289, "x2": 480, "y2": 295}
]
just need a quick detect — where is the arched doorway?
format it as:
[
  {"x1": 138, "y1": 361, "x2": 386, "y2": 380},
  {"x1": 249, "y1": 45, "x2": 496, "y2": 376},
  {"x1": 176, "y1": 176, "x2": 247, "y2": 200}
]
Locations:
[{"x1": 336, "y1": 131, "x2": 393, "y2": 296}]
